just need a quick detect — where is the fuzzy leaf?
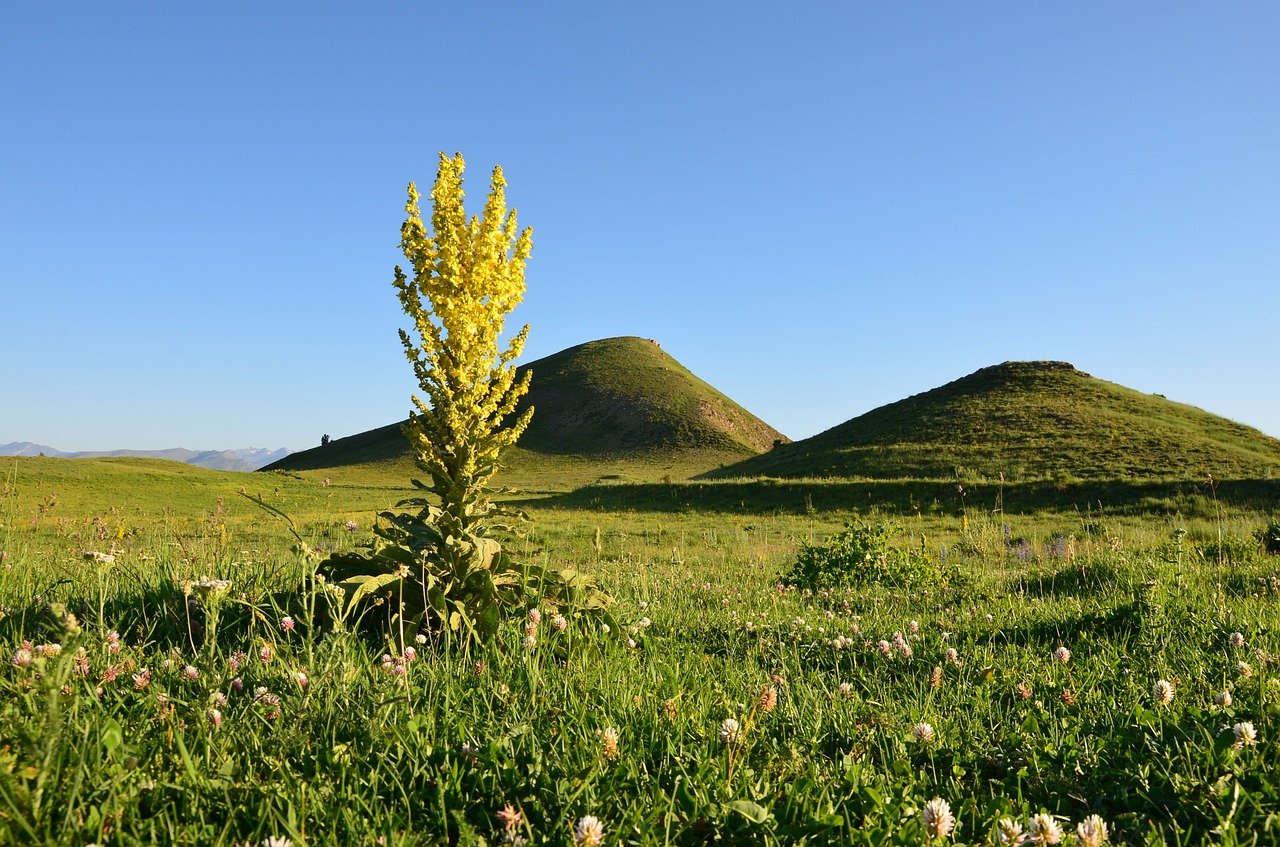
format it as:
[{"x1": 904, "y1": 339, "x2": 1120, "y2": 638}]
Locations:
[{"x1": 726, "y1": 800, "x2": 771, "y2": 824}]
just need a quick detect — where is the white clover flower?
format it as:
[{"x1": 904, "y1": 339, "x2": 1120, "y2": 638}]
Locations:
[
  {"x1": 912, "y1": 722, "x2": 935, "y2": 743},
  {"x1": 1028, "y1": 813, "x2": 1063, "y2": 844},
  {"x1": 1152, "y1": 679, "x2": 1175, "y2": 706},
  {"x1": 921, "y1": 797, "x2": 954, "y2": 838},
  {"x1": 1053, "y1": 646, "x2": 1071, "y2": 664},
  {"x1": 1229, "y1": 631, "x2": 1245, "y2": 648},
  {"x1": 497, "y1": 803, "x2": 522, "y2": 831},
  {"x1": 1214, "y1": 690, "x2": 1232, "y2": 707},
  {"x1": 718, "y1": 717, "x2": 742, "y2": 745},
  {"x1": 600, "y1": 726, "x2": 620, "y2": 759},
  {"x1": 1232, "y1": 721, "x2": 1258, "y2": 748},
  {"x1": 996, "y1": 818, "x2": 1025, "y2": 845},
  {"x1": 1075, "y1": 815, "x2": 1109, "y2": 847},
  {"x1": 574, "y1": 815, "x2": 604, "y2": 847}
]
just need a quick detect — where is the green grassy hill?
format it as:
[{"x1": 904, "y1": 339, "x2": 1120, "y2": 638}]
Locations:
[
  {"x1": 264, "y1": 337, "x2": 788, "y2": 488},
  {"x1": 702, "y1": 361, "x2": 1280, "y2": 482}
]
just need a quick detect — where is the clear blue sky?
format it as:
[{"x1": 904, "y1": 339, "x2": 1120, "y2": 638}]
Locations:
[{"x1": 3, "y1": 2, "x2": 1277, "y2": 453}]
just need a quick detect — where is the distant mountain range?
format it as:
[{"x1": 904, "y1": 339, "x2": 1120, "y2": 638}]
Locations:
[{"x1": 0, "y1": 442, "x2": 290, "y2": 472}]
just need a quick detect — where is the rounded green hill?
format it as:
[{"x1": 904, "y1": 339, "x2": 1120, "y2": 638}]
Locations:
[
  {"x1": 703, "y1": 361, "x2": 1280, "y2": 482},
  {"x1": 264, "y1": 336, "x2": 788, "y2": 479}
]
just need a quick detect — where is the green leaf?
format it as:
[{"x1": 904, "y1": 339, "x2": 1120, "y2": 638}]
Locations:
[
  {"x1": 338, "y1": 572, "x2": 405, "y2": 613},
  {"x1": 726, "y1": 800, "x2": 771, "y2": 824},
  {"x1": 101, "y1": 718, "x2": 123, "y2": 753}
]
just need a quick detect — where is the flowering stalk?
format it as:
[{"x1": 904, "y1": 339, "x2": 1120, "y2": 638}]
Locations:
[
  {"x1": 724, "y1": 685, "x2": 775, "y2": 790},
  {"x1": 395, "y1": 153, "x2": 534, "y2": 564}
]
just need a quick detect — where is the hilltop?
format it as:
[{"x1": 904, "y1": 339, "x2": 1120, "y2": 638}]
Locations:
[
  {"x1": 264, "y1": 337, "x2": 787, "y2": 485},
  {"x1": 702, "y1": 361, "x2": 1280, "y2": 482}
]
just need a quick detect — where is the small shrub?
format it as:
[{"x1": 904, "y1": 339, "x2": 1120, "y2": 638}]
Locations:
[
  {"x1": 1081, "y1": 518, "x2": 1108, "y2": 537},
  {"x1": 1195, "y1": 536, "x2": 1260, "y2": 565},
  {"x1": 782, "y1": 522, "x2": 958, "y2": 591},
  {"x1": 1258, "y1": 518, "x2": 1280, "y2": 556}
]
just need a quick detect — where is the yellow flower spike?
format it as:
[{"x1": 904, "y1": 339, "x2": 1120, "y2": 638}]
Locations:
[{"x1": 394, "y1": 153, "x2": 534, "y2": 549}]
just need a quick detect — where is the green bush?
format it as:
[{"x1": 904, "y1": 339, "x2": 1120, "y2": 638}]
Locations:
[
  {"x1": 781, "y1": 522, "x2": 957, "y2": 591},
  {"x1": 1195, "y1": 535, "x2": 1262, "y2": 565},
  {"x1": 1259, "y1": 518, "x2": 1280, "y2": 556}
]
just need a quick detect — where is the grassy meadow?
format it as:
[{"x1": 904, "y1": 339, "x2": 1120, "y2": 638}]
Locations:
[{"x1": 2, "y1": 455, "x2": 1280, "y2": 845}]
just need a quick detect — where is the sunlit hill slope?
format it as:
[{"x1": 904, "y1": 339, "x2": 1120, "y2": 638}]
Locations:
[
  {"x1": 702, "y1": 361, "x2": 1280, "y2": 482},
  {"x1": 264, "y1": 337, "x2": 789, "y2": 485}
]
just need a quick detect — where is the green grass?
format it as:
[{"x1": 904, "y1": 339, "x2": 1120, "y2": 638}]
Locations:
[{"x1": 3, "y1": 457, "x2": 1280, "y2": 845}]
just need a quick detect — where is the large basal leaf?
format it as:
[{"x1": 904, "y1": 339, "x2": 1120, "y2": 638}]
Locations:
[
  {"x1": 337, "y1": 572, "x2": 405, "y2": 617},
  {"x1": 725, "y1": 800, "x2": 771, "y2": 824}
]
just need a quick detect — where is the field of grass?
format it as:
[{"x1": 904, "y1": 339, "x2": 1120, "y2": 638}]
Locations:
[{"x1": 2, "y1": 457, "x2": 1279, "y2": 845}]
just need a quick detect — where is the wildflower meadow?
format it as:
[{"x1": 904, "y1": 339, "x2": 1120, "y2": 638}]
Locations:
[
  {"x1": 2, "y1": 470, "x2": 1279, "y2": 846},
  {"x1": 4, "y1": 156, "x2": 1277, "y2": 845}
]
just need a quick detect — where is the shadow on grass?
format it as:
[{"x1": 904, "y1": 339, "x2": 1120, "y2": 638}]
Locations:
[{"x1": 511, "y1": 477, "x2": 1280, "y2": 517}]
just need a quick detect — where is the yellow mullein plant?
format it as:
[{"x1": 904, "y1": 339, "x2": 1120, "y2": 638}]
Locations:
[
  {"x1": 395, "y1": 152, "x2": 534, "y2": 541},
  {"x1": 319, "y1": 154, "x2": 611, "y2": 643}
]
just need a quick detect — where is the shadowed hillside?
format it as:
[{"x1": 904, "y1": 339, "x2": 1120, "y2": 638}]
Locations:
[
  {"x1": 264, "y1": 337, "x2": 787, "y2": 482},
  {"x1": 702, "y1": 361, "x2": 1280, "y2": 482}
]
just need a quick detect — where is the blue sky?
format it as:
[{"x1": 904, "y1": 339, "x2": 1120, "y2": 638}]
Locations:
[{"x1": 3, "y1": 2, "x2": 1277, "y2": 453}]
